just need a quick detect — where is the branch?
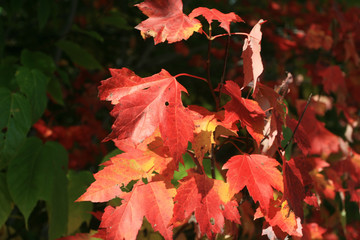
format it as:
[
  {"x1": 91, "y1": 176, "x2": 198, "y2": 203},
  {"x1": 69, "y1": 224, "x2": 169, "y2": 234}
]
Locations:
[
  {"x1": 283, "y1": 93, "x2": 313, "y2": 150},
  {"x1": 186, "y1": 150, "x2": 204, "y2": 174},
  {"x1": 218, "y1": 35, "x2": 231, "y2": 107},
  {"x1": 206, "y1": 26, "x2": 220, "y2": 111}
]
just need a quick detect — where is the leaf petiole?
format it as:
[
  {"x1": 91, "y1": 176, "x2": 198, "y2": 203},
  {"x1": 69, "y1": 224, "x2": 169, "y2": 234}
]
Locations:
[{"x1": 174, "y1": 73, "x2": 207, "y2": 82}]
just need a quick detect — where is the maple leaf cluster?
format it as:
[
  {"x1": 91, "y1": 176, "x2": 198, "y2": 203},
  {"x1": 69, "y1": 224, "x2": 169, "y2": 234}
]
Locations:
[{"x1": 76, "y1": 0, "x2": 360, "y2": 239}]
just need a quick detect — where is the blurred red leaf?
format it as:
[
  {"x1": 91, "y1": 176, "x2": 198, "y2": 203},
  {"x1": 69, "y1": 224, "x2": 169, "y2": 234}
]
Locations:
[
  {"x1": 319, "y1": 65, "x2": 346, "y2": 94},
  {"x1": 255, "y1": 199, "x2": 303, "y2": 237},
  {"x1": 283, "y1": 159, "x2": 305, "y2": 220}
]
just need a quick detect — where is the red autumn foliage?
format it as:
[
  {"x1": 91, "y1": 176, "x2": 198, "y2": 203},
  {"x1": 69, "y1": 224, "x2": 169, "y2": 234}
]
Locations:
[{"x1": 73, "y1": 0, "x2": 360, "y2": 239}]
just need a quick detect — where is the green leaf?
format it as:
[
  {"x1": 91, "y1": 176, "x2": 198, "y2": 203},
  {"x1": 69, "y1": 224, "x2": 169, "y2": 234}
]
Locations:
[
  {"x1": 67, "y1": 170, "x2": 94, "y2": 234},
  {"x1": 15, "y1": 67, "x2": 48, "y2": 122},
  {"x1": 37, "y1": 0, "x2": 51, "y2": 29},
  {"x1": 6, "y1": 137, "x2": 48, "y2": 224},
  {"x1": 10, "y1": 0, "x2": 26, "y2": 13},
  {"x1": 6, "y1": 138, "x2": 69, "y2": 231},
  {"x1": 72, "y1": 25, "x2": 104, "y2": 42},
  {"x1": 0, "y1": 62, "x2": 17, "y2": 89},
  {"x1": 203, "y1": 158, "x2": 224, "y2": 181},
  {"x1": 171, "y1": 152, "x2": 196, "y2": 186},
  {"x1": 57, "y1": 68, "x2": 71, "y2": 87},
  {"x1": 48, "y1": 171, "x2": 68, "y2": 240},
  {"x1": 43, "y1": 141, "x2": 68, "y2": 240},
  {"x1": 0, "y1": 88, "x2": 32, "y2": 167},
  {"x1": 0, "y1": 173, "x2": 12, "y2": 227},
  {"x1": 100, "y1": 11, "x2": 131, "y2": 30},
  {"x1": 56, "y1": 40, "x2": 102, "y2": 70},
  {"x1": 47, "y1": 77, "x2": 64, "y2": 106},
  {"x1": 20, "y1": 49, "x2": 56, "y2": 75}
]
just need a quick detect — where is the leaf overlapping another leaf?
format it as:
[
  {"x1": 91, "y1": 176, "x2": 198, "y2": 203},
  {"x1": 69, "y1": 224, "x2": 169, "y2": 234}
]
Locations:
[
  {"x1": 99, "y1": 181, "x2": 175, "y2": 240},
  {"x1": 222, "y1": 81, "x2": 266, "y2": 146},
  {"x1": 98, "y1": 68, "x2": 194, "y2": 161},
  {"x1": 223, "y1": 154, "x2": 283, "y2": 212},
  {"x1": 172, "y1": 172, "x2": 240, "y2": 238},
  {"x1": 77, "y1": 134, "x2": 175, "y2": 202}
]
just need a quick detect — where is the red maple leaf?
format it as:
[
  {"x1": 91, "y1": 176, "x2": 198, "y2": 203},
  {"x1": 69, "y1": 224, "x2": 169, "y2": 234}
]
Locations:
[
  {"x1": 293, "y1": 101, "x2": 340, "y2": 157},
  {"x1": 286, "y1": 117, "x2": 311, "y2": 155},
  {"x1": 302, "y1": 222, "x2": 327, "y2": 240},
  {"x1": 99, "y1": 181, "x2": 175, "y2": 240},
  {"x1": 255, "y1": 82, "x2": 286, "y2": 154},
  {"x1": 223, "y1": 154, "x2": 283, "y2": 211},
  {"x1": 189, "y1": 7, "x2": 243, "y2": 34},
  {"x1": 242, "y1": 19, "x2": 265, "y2": 95},
  {"x1": 135, "y1": 0, "x2": 202, "y2": 44},
  {"x1": 255, "y1": 198, "x2": 303, "y2": 237},
  {"x1": 283, "y1": 159, "x2": 305, "y2": 220},
  {"x1": 222, "y1": 81, "x2": 265, "y2": 145},
  {"x1": 98, "y1": 68, "x2": 194, "y2": 161},
  {"x1": 319, "y1": 65, "x2": 347, "y2": 94},
  {"x1": 77, "y1": 134, "x2": 176, "y2": 202},
  {"x1": 172, "y1": 172, "x2": 240, "y2": 238},
  {"x1": 189, "y1": 106, "x2": 235, "y2": 163}
]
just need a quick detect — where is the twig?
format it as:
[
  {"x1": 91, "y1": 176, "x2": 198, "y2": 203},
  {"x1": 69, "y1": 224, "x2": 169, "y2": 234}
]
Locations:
[
  {"x1": 226, "y1": 141, "x2": 245, "y2": 155},
  {"x1": 206, "y1": 26, "x2": 220, "y2": 111},
  {"x1": 283, "y1": 93, "x2": 313, "y2": 150},
  {"x1": 218, "y1": 35, "x2": 231, "y2": 106},
  {"x1": 186, "y1": 150, "x2": 204, "y2": 174},
  {"x1": 211, "y1": 32, "x2": 249, "y2": 40}
]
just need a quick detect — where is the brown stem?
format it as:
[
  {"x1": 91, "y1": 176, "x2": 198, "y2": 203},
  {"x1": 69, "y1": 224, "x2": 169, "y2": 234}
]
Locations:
[
  {"x1": 206, "y1": 26, "x2": 220, "y2": 111},
  {"x1": 218, "y1": 35, "x2": 231, "y2": 107},
  {"x1": 186, "y1": 150, "x2": 204, "y2": 174},
  {"x1": 283, "y1": 93, "x2": 313, "y2": 150},
  {"x1": 211, "y1": 32, "x2": 249, "y2": 40},
  {"x1": 226, "y1": 140, "x2": 245, "y2": 155}
]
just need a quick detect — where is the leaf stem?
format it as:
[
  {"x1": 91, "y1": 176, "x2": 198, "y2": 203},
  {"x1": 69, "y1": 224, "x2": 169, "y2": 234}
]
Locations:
[
  {"x1": 186, "y1": 150, "x2": 204, "y2": 174},
  {"x1": 283, "y1": 93, "x2": 313, "y2": 150},
  {"x1": 174, "y1": 73, "x2": 207, "y2": 82},
  {"x1": 206, "y1": 26, "x2": 220, "y2": 111},
  {"x1": 211, "y1": 32, "x2": 249, "y2": 40},
  {"x1": 218, "y1": 35, "x2": 231, "y2": 106},
  {"x1": 225, "y1": 140, "x2": 245, "y2": 155}
]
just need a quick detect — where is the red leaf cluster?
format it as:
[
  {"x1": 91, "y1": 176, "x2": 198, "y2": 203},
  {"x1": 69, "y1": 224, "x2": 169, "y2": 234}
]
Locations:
[{"x1": 75, "y1": 0, "x2": 360, "y2": 239}]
